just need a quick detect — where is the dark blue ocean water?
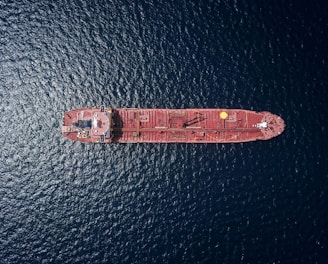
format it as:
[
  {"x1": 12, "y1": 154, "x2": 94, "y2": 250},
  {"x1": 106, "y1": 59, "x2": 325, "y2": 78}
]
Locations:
[{"x1": 1, "y1": 0, "x2": 327, "y2": 263}]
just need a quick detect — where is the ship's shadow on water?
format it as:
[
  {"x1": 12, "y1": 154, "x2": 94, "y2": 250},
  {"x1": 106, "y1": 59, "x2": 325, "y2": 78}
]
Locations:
[{"x1": 111, "y1": 109, "x2": 124, "y2": 142}]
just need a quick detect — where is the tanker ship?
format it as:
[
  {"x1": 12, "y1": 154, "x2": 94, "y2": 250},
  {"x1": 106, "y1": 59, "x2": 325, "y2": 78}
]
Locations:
[{"x1": 62, "y1": 107, "x2": 285, "y2": 143}]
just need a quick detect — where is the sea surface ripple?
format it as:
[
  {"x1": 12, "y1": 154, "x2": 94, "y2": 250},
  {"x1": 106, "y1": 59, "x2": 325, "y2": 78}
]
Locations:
[{"x1": 0, "y1": 0, "x2": 327, "y2": 263}]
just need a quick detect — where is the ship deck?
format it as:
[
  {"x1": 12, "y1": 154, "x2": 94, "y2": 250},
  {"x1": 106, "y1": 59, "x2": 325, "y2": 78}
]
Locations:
[
  {"x1": 111, "y1": 108, "x2": 265, "y2": 143},
  {"x1": 62, "y1": 108, "x2": 284, "y2": 143}
]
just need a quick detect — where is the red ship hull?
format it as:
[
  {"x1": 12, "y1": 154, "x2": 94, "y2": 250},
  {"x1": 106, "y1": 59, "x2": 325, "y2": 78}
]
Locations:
[{"x1": 62, "y1": 107, "x2": 285, "y2": 143}]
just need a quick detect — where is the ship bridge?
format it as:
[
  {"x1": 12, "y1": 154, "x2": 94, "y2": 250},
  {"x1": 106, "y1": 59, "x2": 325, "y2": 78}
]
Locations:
[{"x1": 89, "y1": 110, "x2": 111, "y2": 141}]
